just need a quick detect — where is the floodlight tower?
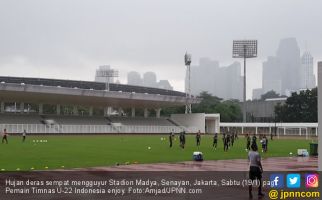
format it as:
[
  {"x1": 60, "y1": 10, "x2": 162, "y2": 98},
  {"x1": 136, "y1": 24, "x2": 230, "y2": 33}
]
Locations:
[
  {"x1": 96, "y1": 69, "x2": 119, "y2": 91},
  {"x1": 232, "y1": 40, "x2": 257, "y2": 122},
  {"x1": 185, "y1": 52, "x2": 192, "y2": 114}
]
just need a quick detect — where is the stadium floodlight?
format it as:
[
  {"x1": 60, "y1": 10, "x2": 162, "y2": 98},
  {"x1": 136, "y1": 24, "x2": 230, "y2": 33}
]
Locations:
[
  {"x1": 232, "y1": 40, "x2": 258, "y2": 122},
  {"x1": 184, "y1": 52, "x2": 192, "y2": 114},
  {"x1": 96, "y1": 69, "x2": 119, "y2": 91}
]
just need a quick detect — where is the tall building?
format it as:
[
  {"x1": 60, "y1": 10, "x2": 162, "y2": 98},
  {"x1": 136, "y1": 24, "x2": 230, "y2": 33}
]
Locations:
[
  {"x1": 252, "y1": 88, "x2": 263, "y2": 100},
  {"x1": 301, "y1": 52, "x2": 316, "y2": 89},
  {"x1": 127, "y1": 71, "x2": 173, "y2": 90},
  {"x1": 262, "y1": 56, "x2": 282, "y2": 95},
  {"x1": 276, "y1": 38, "x2": 302, "y2": 95},
  {"x1": 127, "y1": 71, "x2": 143, "y2": 86},
  {"x1": 253, "y1": 38, "x2": 315, "y2": 98},
  {"x1": 186, "y1": 58, "x2": 243, "y2": 100},
  {"x1": 143, "y1": 72, "x2": 158, "y2": 88}
]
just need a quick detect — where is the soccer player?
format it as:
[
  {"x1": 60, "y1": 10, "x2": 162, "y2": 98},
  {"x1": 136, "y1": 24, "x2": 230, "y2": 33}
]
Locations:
[
  {"x1": 224, "y1": 134, "x2": 229, "y2": 152},
  {"x1": 22, "y1": 129, "x2": 27, "y2": 142},
  {"x1": 213, "y1": 132, "x2": 218, "y2": 149},
  {"x1": 251, "y1": 134, "x2": 258, "y2": 149},
  {"x1": 196, "y1": 130, "x2": 201, "y2": 147},
  {"x1": 261, "y1": 135, "x2": 268, "y2": 152},
  {"x1": 179, "y1": 131, "x2": 186, "y2": 149},
  {"x1": 2, "y1": 128, "x2": 8, "y2": 144},
  {"x1": 182, "y1": 131, "x2": 186, "y2": 149},
  {"x1": 231, "y1": 133, "x2": 235, "y2": 147},
  {"x1": 248, "y1": 144, "x2": 264, "y2": 198},
  {"x1": 227, "y1": 133, "x2": 231, "y2": 147},
  {"x1": 246, "y1": 134, "x2": 251, "y2": 151},
  {"x1": 169, "y1": 130, "x2": 174, "y2": 148}
]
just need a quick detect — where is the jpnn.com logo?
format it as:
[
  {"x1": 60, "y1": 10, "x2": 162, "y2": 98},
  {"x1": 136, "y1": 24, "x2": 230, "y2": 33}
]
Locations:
[{"x1": 270, "y1": 174, "x2": 284, "y2": 188}]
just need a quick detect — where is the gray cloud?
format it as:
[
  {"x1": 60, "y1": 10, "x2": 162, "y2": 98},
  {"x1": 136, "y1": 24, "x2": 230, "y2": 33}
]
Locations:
[{"x1": 0, "y1": 0, "x2": 321, "y2": 98}]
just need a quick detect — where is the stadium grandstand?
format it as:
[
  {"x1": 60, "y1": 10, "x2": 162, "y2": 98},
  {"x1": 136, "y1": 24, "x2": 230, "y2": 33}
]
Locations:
[
  {"x1": 0, "y1": 76, "x2": 317, "y2": 137},
  {"x1": 0, "y1": 76, "x2": 204, "y2": 134}
]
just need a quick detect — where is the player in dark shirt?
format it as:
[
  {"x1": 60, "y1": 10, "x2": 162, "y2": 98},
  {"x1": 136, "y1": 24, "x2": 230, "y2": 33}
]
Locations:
[
  {"x1": 2, "y1": 129, "x2": 8, "y2": 144},
  {"x1": 224, "y1": 134, "x2": 229, "y2": 151},
  {"x1": 169, "y1": 130, "x2": 174, "y2": 148},
  {"x1": 196, "y1": 130, "x2": 201, "y2": 147},
  {"x1": 213, "y1": 133, "x2": 218, "y2": 149},
  {"x1": 246, "y1": 134, "x2": 251, "y2": 151},
  {"x1": 179, "y1": 131, "x2": 186, "y2": 149},
  {"x1": 231, "y1": 133, "x2": 235, "y2": 147},
  {"x1": 251, "y1": 134, "x2": 258, "y2": 150}
]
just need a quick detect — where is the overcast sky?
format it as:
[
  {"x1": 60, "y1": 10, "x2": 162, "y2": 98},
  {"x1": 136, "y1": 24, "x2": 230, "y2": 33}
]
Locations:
[{"x1": 0, "y1": 0, "x2": 321, "y2": 99}]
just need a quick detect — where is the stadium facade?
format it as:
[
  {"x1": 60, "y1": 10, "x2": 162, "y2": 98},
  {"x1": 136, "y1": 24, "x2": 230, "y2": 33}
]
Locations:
[
  {"x1": 0, "y1": 76, "x2": 197, "y2": 114},
  {"x1": 0, "y1": 76, "x2": 223, "y2": 134}
]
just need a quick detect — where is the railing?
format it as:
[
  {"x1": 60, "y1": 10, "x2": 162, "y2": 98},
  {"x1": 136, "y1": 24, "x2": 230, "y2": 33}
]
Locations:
[
  {"x1": 0, "y1": 124, "x2": 197, "y2": 134},
  {"x1": 219, "y1": 122, "x2": 318, "y2": 138}
]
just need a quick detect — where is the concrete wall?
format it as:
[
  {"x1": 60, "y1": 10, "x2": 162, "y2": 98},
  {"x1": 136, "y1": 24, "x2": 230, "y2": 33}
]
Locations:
[
  {"x1": 171, "y1": 113, "x2": 205, "y2": 133},
  {"x1": 244, "y1": 99, "x2": 286, "y2": 121},
  {"x1": 318, "y1": 62, "x2": 322, "y2": 171}
]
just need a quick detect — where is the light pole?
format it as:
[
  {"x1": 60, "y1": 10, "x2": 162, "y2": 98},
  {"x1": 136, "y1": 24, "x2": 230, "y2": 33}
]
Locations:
[
  {"x1": 96, "y1": 68, "x2": 119, "y2": 116},
  {"x1": 185, "y1": 52, "x2": 192, "y2": 114},
  {"x1": 96, "y1": 69, "x2": 119, "y2": 91},
  {"x1": 233, "y1": 40, "x2": 257, "y2": 122}
]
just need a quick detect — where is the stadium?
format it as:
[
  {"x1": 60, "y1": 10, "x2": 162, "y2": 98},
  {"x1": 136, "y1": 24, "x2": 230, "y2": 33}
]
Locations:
[
  {"x1": 0, "y1": 76, "x2": 222, "y2": 134},
  {"x1": 0, "y1": 76, "x2": 318, "y2": 172}
]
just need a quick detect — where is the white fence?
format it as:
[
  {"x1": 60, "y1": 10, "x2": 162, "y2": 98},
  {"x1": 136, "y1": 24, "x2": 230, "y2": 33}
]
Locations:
[
  {"x1": 0, "y1": 124, "x2": 195, "y2": 134},
  {"x1": 220, "y1": 122, "x2": 318, "y2": 138}
]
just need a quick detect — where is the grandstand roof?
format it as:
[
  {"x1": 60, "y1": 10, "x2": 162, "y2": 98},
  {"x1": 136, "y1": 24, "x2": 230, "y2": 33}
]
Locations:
[
  {"x1": 0, "y1": 76, "x2": 200, "y2": 108},
  {"x1": 0, "y1": 76, "x2": 186, "y2": 97}
]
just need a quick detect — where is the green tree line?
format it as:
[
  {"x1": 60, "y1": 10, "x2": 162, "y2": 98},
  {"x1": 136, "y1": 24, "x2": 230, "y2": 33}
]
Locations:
[
  {"x1": 275, "y1": 88, "x2": 317, "y2": 122},
  {"x1": 161, "y1": 91, "x2": 242, "y2": 122}
]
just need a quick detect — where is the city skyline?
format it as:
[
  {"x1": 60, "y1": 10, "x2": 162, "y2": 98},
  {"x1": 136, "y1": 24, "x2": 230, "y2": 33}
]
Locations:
[
  {"x1": 0, "y1": 0, "x2": 321, "y2": 99},
  {"x1": 186, "y1": 58, "x2": 243, "y2": 100},
  {"x1": 253, "y1": 37, "x2": 317, "y2": 100},
  {"x1": 127, "y1": 71, "x2": 173, "y2": 90}
]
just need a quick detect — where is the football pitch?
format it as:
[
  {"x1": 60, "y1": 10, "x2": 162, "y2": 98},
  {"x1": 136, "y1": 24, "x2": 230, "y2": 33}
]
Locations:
[{"x1": 0, "y1": 135, "x2": 313, "y2": 171}]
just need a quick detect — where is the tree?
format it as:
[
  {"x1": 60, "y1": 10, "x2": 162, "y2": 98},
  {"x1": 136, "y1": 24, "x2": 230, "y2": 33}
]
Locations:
[
  {"x1": 214, "y1": 100, "x2": 242, "y2": 122},
  {"x1": 275, "y1": 88, "x2": 317, "y2": 122},
  {"x1": 161, "y1": 106, "x2": 185, "y2": 116},
  {"x1": 261, "y1": 90, "x2": 280, "y2": 100},
  {"x1": 192, "y1": 92, "x2": 242, "y2": 122},
  {"x1": 160, "y1": 91, "x2": 242, "y2": 122},
  {"x1": 192, "y1": 91, "x2": 222, "y2": 113}
]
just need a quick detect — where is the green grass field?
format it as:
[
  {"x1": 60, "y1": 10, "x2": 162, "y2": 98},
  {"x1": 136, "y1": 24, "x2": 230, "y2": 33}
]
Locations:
[{"x1": 0, "y1": 135, "x2": 312, "y2": 171}]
